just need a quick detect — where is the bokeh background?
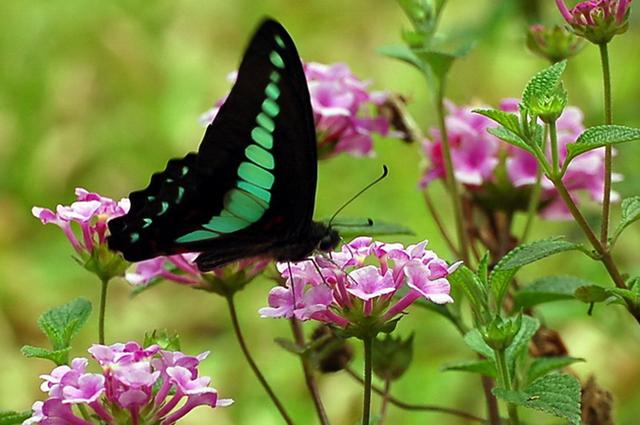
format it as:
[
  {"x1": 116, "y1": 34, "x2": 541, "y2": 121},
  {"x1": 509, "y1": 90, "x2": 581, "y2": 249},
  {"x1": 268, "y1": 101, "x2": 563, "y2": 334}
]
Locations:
[{"x1": 2, "y1": 0, "x2": 640, "y2": 424}]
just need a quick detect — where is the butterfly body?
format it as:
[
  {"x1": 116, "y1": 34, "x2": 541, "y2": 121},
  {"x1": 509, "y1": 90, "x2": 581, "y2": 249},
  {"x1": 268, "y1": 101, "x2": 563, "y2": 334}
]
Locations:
[{"x1": 107, "y1": 19, "x2": 339, "y2": 271}]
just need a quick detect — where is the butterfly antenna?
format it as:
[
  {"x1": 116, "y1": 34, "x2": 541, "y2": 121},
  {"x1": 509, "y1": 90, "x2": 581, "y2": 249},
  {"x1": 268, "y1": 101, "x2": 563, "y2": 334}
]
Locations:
[{"x1": 328, "y1": 165, "x2": 388, "y2": 227}]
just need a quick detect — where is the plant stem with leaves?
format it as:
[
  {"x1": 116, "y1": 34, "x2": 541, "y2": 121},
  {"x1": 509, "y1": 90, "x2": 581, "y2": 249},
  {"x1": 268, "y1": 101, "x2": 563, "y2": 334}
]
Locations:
[{"x1": 495, "y1": 349, "x2": 520, "y2": 425}]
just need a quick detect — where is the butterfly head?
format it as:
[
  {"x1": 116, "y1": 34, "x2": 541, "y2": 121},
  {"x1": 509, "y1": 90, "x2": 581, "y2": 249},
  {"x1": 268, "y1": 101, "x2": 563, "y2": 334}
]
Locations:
[{"x1": 317, "y1": 225, "x2": 340, "y2": 253}]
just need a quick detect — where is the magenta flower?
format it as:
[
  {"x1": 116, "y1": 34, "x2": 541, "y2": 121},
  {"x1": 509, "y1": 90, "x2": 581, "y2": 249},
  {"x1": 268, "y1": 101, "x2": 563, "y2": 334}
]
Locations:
[
  {"x1": 32, "y1": 188, "x2": 130, "y2": 279},
  {"x1": 201, "y1": 62, "x2": 390, "y2": 159},
  {"x1": 556, "y1": 0, "x2": 632, "y2": 43},
  {"x1": 125, "y1": 253, "x2": 269, "y2": 293},
  {"x1": 260, "y1": 238, "x2": 457, "y2": 333},
  {"x1": 24, "y1": 341, "x2": 231, "y2": 425},
  {"x1": 421, "y1": 99, "x2": 619, "y2": 219}
]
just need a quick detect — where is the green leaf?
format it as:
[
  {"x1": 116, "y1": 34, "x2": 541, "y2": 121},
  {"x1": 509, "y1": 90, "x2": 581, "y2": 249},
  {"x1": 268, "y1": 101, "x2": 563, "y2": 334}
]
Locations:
[
  {"x1": 490, "y1": 237, "x2": 581, "y2": 308},
  {"x1": 566, "y1": 125, "x2": 640, "y2": 163},
  {"x1": 38, "y1": 298, "x2": 92, "y2": 350},
  {"x1": 522, "y1": 61, "x2": 567, "y2": 113},
  {"x1": 527, "y1": 357, "x2": 585, "y2": 384},
  {"x1": 414, "y1": 49, "x2": 456, "y2": 83},
  {"x1": 327, "y1": 218, "x2": 414, "y2": 238},
  {"x1": 493, "y1": 374, "x2": 581, "y2": 425},
  {"x1": 0, "y1": 410, "x2": 32, "y2": 425},
  {"x1": 486, "y1": 127, "x2": 532, "y2": 153},
  {"x1": 448, "y1": 265, "x2": 489, "y2": 320},
  {"x1": 613, "y1": 196, "x2": 640, "y2": 243},
  {"x1": 574, "y1": 285, "x2": 609, "y2": 303},
  {"x1": 378, "y1": 44, "x2": 427, "y2": 74},
  {"x1": 505, "y1": 316, "x2": 540, "y2": 372},
  {"x1": 144, "y1": 329, "x2": 181, "y2": 351},
  {"x1": 20, "y1": 345, "x2": 71, "y2": 366},
  {"x1": 514, "y1": 275, "x2": 593, "y2": 309},
  {"x1": 442, "y1": 359, "x2": 497, "y2": 378},
  {"x1": 463, "y1": 328, "x2": 494, "y2": 359},
  {"x1": 474, "y1": 109, "x2": 521, "y2": 135}
]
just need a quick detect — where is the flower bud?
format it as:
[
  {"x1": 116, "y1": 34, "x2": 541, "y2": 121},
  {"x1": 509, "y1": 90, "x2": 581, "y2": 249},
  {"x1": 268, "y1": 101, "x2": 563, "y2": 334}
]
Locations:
[
  {"x1": 556, "y1": 0, "x2": 632, "y2": 44},
  {"x1": 481, "y1": 315, "x2": 522, "y2": 351},
  {"x1": 310, "y1": 325, "x2": 354, "y2": 373},
  {"x1": 528, "y1": 83, "x2": 568, "y2": 124},
  {"x1": 372, "y1": 334, "x2": 414, "y2": 381},
  {"x1": 526, "y1": 24, "x2": 586, "y2": 63}
]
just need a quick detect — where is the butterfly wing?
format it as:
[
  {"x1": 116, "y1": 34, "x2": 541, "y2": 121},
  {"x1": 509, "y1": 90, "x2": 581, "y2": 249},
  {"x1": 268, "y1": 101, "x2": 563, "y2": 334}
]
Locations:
[{"x1": 108, "y1": 19, "x2": 319, "y2": 268}]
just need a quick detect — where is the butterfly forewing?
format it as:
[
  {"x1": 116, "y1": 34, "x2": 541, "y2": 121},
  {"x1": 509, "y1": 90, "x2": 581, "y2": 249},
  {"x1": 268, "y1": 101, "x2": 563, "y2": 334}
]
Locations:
[{"x1": 108, "y1": 19, "x2": 320, "y2": 267}]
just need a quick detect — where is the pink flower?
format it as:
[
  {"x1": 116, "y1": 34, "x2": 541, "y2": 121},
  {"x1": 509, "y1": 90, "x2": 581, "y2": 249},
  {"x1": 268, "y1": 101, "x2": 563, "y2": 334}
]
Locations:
[
  {"x1": 125, "y1": 253, "x2": 269, "y2": 292},
  {"x1": 556, "y1": 0, "x2": 632, "y2": 43},
  {"x1": 201, "y1": 62, "x2": 390, "y2": 159},
  {"x1": 422, "y1": 99, "x2": 620, "y2": 220},
  {"x1": 24, "y1": 341, "x2": 231, "y2": 425},
  {"x1": 260, "y1": 238, "x2": 455, "y2": 332},
  {"x1": 32, "y1": 189, "x2": 130, "y2": 279}
]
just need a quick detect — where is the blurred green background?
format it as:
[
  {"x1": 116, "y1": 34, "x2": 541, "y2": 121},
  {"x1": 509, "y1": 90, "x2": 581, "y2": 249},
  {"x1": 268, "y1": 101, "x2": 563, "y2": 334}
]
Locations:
[{"x1": 2, "y1": 0, "x2": 640, "y2": 423}]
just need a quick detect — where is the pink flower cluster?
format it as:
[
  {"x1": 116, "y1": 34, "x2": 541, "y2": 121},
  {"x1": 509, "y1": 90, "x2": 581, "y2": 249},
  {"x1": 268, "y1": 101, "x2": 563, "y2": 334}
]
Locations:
[
  {"x1": 420, "y1": 99, "x2": 619, "y2": 219},
  {"x1": 32, "y1": 188, "x2": 129, "y2": 257},
  {"x1": 201, "y1": 62, "x2": 390, "y2": 159},
  {"x1": 24, "y1": 342, "x2": 231, "y2": 425},
  {"x1": 126, "y1": 253, "x2": 269, "y2": 287},
  {"x1": 556, "y1": 0, "x2": 632, "y2": 43},
  {"x1": 260, "y1": 237, "x2": 458, "y2": 329}
]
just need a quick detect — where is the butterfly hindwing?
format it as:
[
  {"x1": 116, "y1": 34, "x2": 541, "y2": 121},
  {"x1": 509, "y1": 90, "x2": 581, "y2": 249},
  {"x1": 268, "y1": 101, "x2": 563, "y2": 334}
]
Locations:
[{"x1": 108, "y1": 19, "x2": 320, "y2": 267}]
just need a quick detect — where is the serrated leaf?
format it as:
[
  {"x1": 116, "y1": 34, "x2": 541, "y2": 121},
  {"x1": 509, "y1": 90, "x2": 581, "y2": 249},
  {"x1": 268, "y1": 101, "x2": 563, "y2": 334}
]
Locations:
[
  {"x1": 326, "y1": 218, "x2": 414, "y2": 238},
  {"x1": 21, "y1": 345, "x2": 71, "y2": 366},
  {"x1": 442, "y1": 359, "x2": 497, "y2": 378},
  {"x1": 463, "y1": 329, "x2": 494, "y2": 359},
  {"x1": 527, "y1": 357, "x2": 585, "y2": 384},
  {"x1": 522, "y1": 61, "x2": 567, "y2": 113},
  {"x1": 505, "y1": 316, "x2": 540, "y2": 373},
  {"x1": 414, "y1": 49, "x2": 456, "y2": 82},
  {"x1": 0, "y1": 410, "x2": 33, "y2": 425},
  {"x1": 474, "y1": 109, "x2": 521, "y2": 134},
  {"x1": 574, "y1": 285, "x2": 609, "y2": 303},
  {"x1": 566, "y1": 125, "x2": 640, "y2": 163},
  {"x1": 493, "y1": 374, "x2": 581, "y2": 425},
  {"x1": 490, "y1": 237, "x2": 581, "y2": 307},
  {"x1": 448, "y1": 265, "x2": 489, "y2": 319},
  {"x1": 514, "y1": 275, "x2": 593, "y2": 309},
  {"x1": 487, "y1": 127, "x2": 533, "y2": 153},
  {"x1": 613, "y1": 196, "x2": 640, "y2": 243},
  {"x1": 38, "y1": 298, "x2": 92, "y2": 350}
]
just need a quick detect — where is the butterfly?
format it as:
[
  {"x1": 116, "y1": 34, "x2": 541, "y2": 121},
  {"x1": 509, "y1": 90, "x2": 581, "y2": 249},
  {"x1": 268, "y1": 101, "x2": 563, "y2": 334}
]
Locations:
[{"x1": 107, "y1": 18, "x2": 340, "y2": 271}]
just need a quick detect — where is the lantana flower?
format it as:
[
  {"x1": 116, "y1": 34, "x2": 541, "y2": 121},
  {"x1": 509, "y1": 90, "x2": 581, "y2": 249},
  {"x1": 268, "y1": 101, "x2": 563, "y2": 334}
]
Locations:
[
  {"x1": 32, "y1": 188, "x2": 130, "y2": 279},
  {"x1": 24, "y1": 341, "x2": 232, "y2": 425},
  {"x1": 259, "y1": 237, "x2": 458, "y2": 335},
  {"x1": 420, "y1": 99, "x2": 620, "y2": 219},
  {"x1": 201, "y1": 62, "x2": 390, "y2": 159},
  {"x1": 126, "y1": 253, "x2": 269, "y2": 295},
  {"x1": 556, "y1": 0, "x2": 632, "y2": 44}
]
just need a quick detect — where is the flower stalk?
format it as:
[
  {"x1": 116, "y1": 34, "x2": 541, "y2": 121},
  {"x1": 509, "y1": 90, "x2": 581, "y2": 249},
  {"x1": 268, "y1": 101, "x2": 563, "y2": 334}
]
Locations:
[
  {"x1": 226, "y1": 295, "x2": 294, "y2": 425},
  {"x1": 599, "y1": 42, "x2": 613, "y2": 245},
  {"x1": 98, "y1": 278, "x2": 109, "y2": 345},
  {"x1": 361, "y1": 336, "x2": 374, "y2": 425},
  {"x1": 435, "y1": 88, "x2": 471, "y2": 265}
]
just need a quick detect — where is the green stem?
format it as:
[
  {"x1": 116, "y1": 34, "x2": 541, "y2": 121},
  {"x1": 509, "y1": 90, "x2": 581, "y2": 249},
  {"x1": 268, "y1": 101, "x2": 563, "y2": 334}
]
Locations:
[
  {"x1": 495, "y1": 349, "x2": 520, "y2": 425},
  {"x1": 362, "y1": 336, "x2": 373, "y2": 425},
  {"x1": 225, "y1": 296, "x2": 295, "y2": 425},
  {"x1": 436, "y1": 88, "x2": 470, "y2": 265},
  {"x1": 549, "y1": 120, "x2": 559, "y2": 178},
  {"x1": 98, "y1": 278, "x2": 109, "y2": 345},
  {"x1": 521, "y1": 126, "x2": 548, "y2": 242},
  {"x1": 289, "y1": 318, "x2": 330, "y2": 425},
  {"x1": 598, "y1": 42, "x2": 613, "y2": 246},
  {"x1": 422, "y1": 189, "x2": 460, "y2": 257}
]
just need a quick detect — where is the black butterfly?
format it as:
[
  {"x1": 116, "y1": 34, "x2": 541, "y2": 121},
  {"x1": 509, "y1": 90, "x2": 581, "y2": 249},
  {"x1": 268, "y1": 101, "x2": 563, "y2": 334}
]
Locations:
[{"x1": 107, "y1": 19, "x2": 339, "y2": 271}]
